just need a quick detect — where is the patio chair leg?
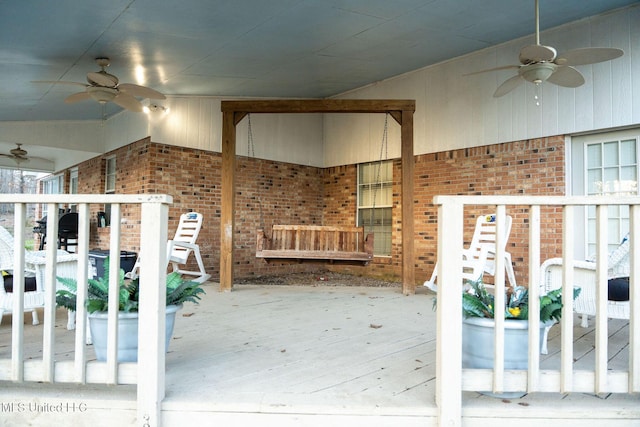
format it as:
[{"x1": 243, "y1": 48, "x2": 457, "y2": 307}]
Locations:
[
  {"x1": 423, "y1": 263, "x2": 438, "y2": 292},
  {"x1": 31, "y1": 309, "x2": 40, "y2": 326},
  {"x1": 541, "y1": 325, "x2": 551, "y2": 355},
  {"x1": 67, "y1": 310, "x2": 76, "y2": 330},
  {"x1": 580, "y1": 314, "x2": 589, "y2": 328}
]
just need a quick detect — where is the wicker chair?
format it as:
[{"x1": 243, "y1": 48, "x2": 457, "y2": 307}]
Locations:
[
  {"x1": 539, "y1": 235, "x2": 630, "y2": 353},
  {"x1": 0, "y1": 225, "x2": 78, "y2": 327}
]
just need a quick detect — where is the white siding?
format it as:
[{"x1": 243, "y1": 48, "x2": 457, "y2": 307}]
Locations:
[{"x1": 325, "y1": 5, "x2": 640, "y2": 166}]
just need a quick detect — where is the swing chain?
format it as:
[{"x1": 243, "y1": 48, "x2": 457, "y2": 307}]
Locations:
[
  {"x1": 247, "y1": 113, "x2": 256, "y2": 158},
  {"x1": 247, "y1": 114, "x2": 266, "y2": 232},
  {"x1": 369, "y1": 113, "x2": 389, "y2": 236}
]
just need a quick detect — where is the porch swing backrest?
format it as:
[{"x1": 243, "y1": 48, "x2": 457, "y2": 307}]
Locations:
[{"x1": 256, "y1": 225, "x2": 374, "y2": 264}]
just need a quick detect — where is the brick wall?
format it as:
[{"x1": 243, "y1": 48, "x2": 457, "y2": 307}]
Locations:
[
  {"x1": 63, "y1": 134, "x2": 566, "y2": 287},
  {"x1": 412, "y1": 136, "x2": 566, "y2": 286}
]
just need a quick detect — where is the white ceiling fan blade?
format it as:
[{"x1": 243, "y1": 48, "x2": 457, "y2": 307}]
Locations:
[
  {"x1": 464, "y1": 65, "x2": 520, "y2": 76},
  {"x1": 65, "y1": 92, "x2": 92, "y2": 104},
  {"x1": 113, "y1": 92, "x2": 143, "y2": 112},
  {"x1": 118, "y1": 83, "x2": 166, "y2": 100},
  {"x1": 87, "y1": 71, "x2": 118, "y2": 87},
  {"x1": 519, "y1": 45, "x2": 556, "y2": 64},
  {"x1": 32, "y1": 80, "x2": 88, "y2": 87},
  {"x1": 547, "y1": 66, "x2": 585, "y2": 88},
  {"x1": 493, "y1": 75, "x2": 524, "y2": 97},
  {"x1": 555, "y1": 47, "x2": 624, "y2": 66}
]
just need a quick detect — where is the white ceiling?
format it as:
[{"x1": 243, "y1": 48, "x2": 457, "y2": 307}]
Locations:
[{"x1": 0, "y1": 0, "x2": 638, "y2": 170}]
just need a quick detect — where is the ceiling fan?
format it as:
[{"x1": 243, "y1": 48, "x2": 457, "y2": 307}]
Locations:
[
  {"x1": 34, "y1": 57, "x2": 165, "y2": 112},
  {"x1": 0, "y1": 143, "x2": 36, "y2": 164},
  {"x1": 469, "y1": 0, "x2": 624, "y2": 97}
]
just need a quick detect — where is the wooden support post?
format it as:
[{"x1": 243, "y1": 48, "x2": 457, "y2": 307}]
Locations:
[
  {"x1": 220, "y1": 111, "x2": 237, "y2": 292},
  {"x1": 401, "y1": 109, "x2": 415, "y2": 295}
]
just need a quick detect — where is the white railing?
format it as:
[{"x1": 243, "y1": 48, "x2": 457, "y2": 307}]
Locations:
[
  {"x1": 435, "y1": 195, "x2": 640, "y2": 426},
  {"x1": 0, "y1": 194, "x2": 171, "y2": 427}
]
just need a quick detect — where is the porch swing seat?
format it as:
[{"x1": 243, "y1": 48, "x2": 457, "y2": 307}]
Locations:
[{"x1": 256, "y1": 225, "x2": 374, "y2": 265}]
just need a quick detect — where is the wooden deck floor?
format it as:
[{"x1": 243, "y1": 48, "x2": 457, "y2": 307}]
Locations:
[{"x1": 1, "y1": 283, "x2": 639, "y2": 426}]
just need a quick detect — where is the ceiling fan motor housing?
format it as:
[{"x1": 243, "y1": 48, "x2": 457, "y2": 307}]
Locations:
[
  {"x1": 519, "y1": 62, "x2": 557, "y2": 83},
  {"x1": 87, "y1": 86, "x2": 118, "y2": 103}
]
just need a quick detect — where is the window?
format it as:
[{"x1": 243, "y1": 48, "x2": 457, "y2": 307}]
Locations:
[
  {"x1": 69, "y1": 168, "x2": 78, "y2": 212},
  {"x1": 40, "y1": 174, "x2": 63, "y2": 217},
  {"x1": 357, "y1": 160, "x2": 393, "y2": 256},
  {"x1": 104, "y1": 156, "x2": 116, "y2": 226},
  {"x1": 571, "y1": 128, "x2": 640, "y2": 257},
  {"x1": 105, "y1": 156, "x2": 116, "y2": 193},
  {"x1": 585, "y1": 138, "x2": 638, "y2": 255}
]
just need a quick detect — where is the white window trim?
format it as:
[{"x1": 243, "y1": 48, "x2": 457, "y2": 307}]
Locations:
[{"x1": 571, "y1": 127, "x2": 640, "y2": 258}]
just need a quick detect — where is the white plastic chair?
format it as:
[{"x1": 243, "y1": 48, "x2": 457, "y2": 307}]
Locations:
[
  {"x1": 127, "y1": 212, "x2": 210, "y2": 284},
  {"x1": 0, "y1": 225, "x2": 78, "y2": 327},
  {"x1": 424, "y1": 214, "x2": 516, "y2": 291}
]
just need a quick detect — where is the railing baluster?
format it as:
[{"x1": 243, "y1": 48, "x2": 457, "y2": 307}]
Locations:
[
  {"x1": 43, "y1": 204, "x2": 59, "y2": 382},
  {"x1": 11, "y1": 203, "x2": 26, "y2": 382},
  {"x1": 595, "y1": 204, "x2": 609, "y2": 392},
  {"x1": 74, "y1": 203, "x2": 90, "y2": 383},
  {"x1": 106, "y1": 203, "x2": 122, "y2": 384},
  {"x1": 528, "y1": 205, "x2": 541, "y2": 391},
  {"x1": 561, "y1": 204, "x2": 574, "y2": 392},
  {"x1": 493, "y1": 206, "x2": 506, "y2": 394}
]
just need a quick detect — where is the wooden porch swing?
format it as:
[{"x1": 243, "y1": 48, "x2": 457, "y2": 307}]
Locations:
[
  {"x1": 256, "y1": 224, "x2": 374, "y2": 264},
  {"x1": 248, "y1": 112, "x2": 384, "y2": 265},
  {"x1": 220, "y1": 99, "x2": 416, "y2": 293}
]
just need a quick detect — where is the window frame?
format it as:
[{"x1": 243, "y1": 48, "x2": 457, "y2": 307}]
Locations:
[{"x1": 571, "y1": 128, "x2": 640, "y2": 258}]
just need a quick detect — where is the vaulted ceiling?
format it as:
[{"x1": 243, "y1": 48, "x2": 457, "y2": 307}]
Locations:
[{"x1": 1, "y1": 0, "x2": 637, "y2": 123}]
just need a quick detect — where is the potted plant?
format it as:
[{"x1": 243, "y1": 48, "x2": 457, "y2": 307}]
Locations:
[
  {"x1": 56, "y1": 258, "x2": 205, "y2": 362},
  {"x1": 460, "y1": 279, "x2": 579, "y2": 397}
]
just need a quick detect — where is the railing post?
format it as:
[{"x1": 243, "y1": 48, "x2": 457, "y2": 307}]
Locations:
[
  {"x1": 435, "y1": 196, "x2": 463, "y2": 427},
  {"x1": 137, "y1": 197, "x2": 169, "y2": 427},
  {"x1": 630, "y1": 205, "x2": 640, "y2": 392}
]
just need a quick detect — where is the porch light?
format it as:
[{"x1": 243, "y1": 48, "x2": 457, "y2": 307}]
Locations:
[{"x1": 143, "y1": 104, "x2": 170, "y2": 115}]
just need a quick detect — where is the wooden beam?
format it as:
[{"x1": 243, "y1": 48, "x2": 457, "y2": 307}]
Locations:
[
  {"x1": 220, "y1": 98, "x2": 416, "y2": 293},
  {"x1": 220, "y1": 111, "x2": 236, "y2": 292},
  {"x1": 401, "y1": 109, "x2": 415, "y2": 295},
  {"x1": 221, "y1": 99, "x2": 415, "y2": 115}
]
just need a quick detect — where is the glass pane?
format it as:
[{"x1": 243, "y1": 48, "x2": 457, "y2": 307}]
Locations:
[
  {"x1": 381, "y1": 161, "x2": 392, "y2": 182},
  {"x1": 620, "y1": 166, "x2": 637, "y2": 194},
  {"x1": 620, "y1": 139, "x2": 636, "y2": 166},
  {"x1": 603, "y1": 141, "x2": 618, "y2": 167},
  {"x1": 106, "y1": 175, "x2": 115, "y2": 192},
  {"x1": 587, "y1": 144, "x2": 601, "y2": 168},
  {"x1": 359, "y1": 185, "x2": 370, "y2": 206},
  {"x1": 587, "y1": 169, "x2": 602, "y2": 194},
  {"x1": 107, "y1": 158, "x2": 116, "y2": 174},
  {"x1": 379, "y1": 182, "x2": 392, "y2": 205}
]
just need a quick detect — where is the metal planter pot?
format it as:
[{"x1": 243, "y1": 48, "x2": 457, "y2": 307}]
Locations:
[{"x1": 88, "y1": 304, "x2": 181, "y2": 362}]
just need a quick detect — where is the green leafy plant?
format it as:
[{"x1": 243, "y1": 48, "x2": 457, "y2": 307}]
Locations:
[
  {"x1": 461, "y1": 279, "x2": 579, "y2": 322},
  {"x1": 56, "y1": 257, "x2": 205, "y2": 314}
]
